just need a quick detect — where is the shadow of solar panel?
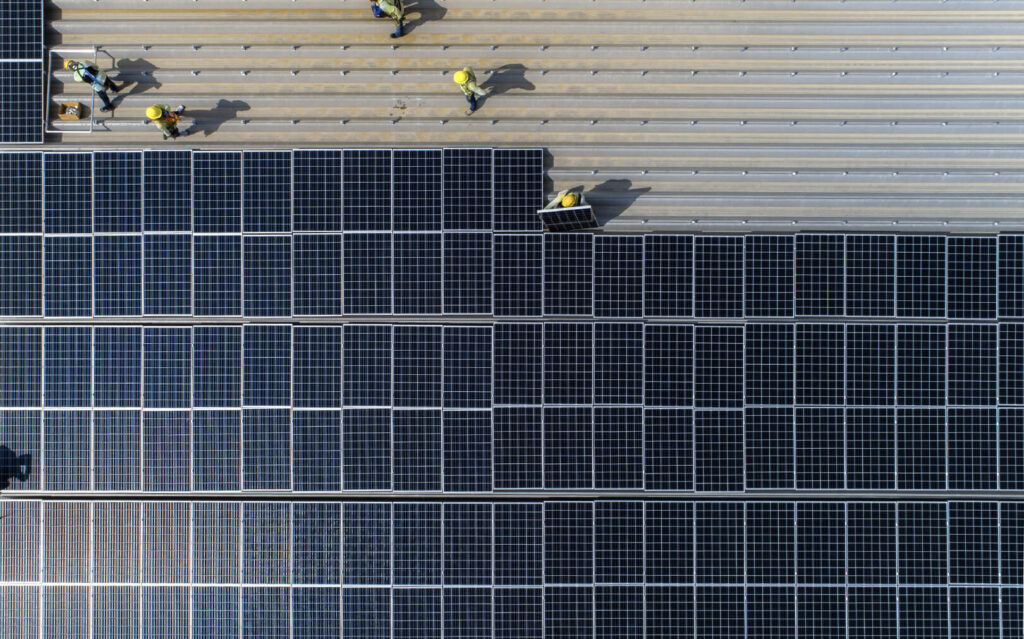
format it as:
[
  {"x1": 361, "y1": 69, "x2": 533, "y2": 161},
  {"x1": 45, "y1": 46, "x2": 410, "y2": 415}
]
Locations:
[
  {"x1": 443, "y1": 148, "x2": 492, "y2": 230},
  {"x1": 443, "y1": 232, "x2": 492, "y2": 314},
  {"x1": 0, "y1": 152, "x2": 40, "y2": 231},
  {"x1": 495, "y1": 503, "x2": 542, "y2": 585},
  {"x1": 745, "y1": 235, "x2": 794, "y2": 317},
  {"x1": 243, "y1": 150, "x2": 291, "y2": 232},
  {"x1": 143, "y1": 150, "x2": 191, "y2": 231},
  {"x1": 343, "y1": 503, "x2": 391, "y2": 585},
  {"x1": 193, "y1": 326, "x2": 241, "y2": 408},
  {"x1": 444, "y1": 503, "x2": 492, "y2": 584},
  {"x1": 293, "y1": 410, "x2": 341, "y2": 491},
  {"x1": 293, "y1": 503, "x2": 341, "y2": 584},
  {"x1": 93, "y1": 411, "x2": 140, "y2": 491},
  {"x1": 393, "y1": 149, "x2": 442, "y2": 231},
  {"x1": 544, "y1": 406, "x2": 593, "y2": 489},
  {"x1": 694, "y1": 236, "x2": 742, "y2": 318},
  {"x1": 144, "y1": 233, "x2": 191, "y2": 315},
  {"x1": 595, "y1": 502, "x2": 642, "y2": 583},
  {"x1": 94, "y1": 235, "x2": 141, "y2": 316},
  {"x1": 194, "y1": 235, "x2": 241, "y2": 316},
  {"x1": 343, "y1": 233, "x2": 391, "y2": 314},
  {"x1": 393, "y1": 409, "x2": 441, "y2": 491},
  {"x1": 0, "y1": 235, "x2": 40, "y2": 316},
  {"x1": 594, "y1": 235, "x2": 642, "y2": 318},
  {"x1": 243, "y1": 235, "x2": 291, "y2": 317},
  {"x1": 94, "y1": 151, "x2": 141, "y2": 233},
  {"x1": 44, "y1": 235, "x2": 91, "y2": 317},
  {"x1": 43, "y1": 153, "x2": 91, "y2": 233},
  {"x1": 394, "y1": 233, "x2": 441, "y2": 314},
  {"x1": 394, "y1": 326, "x2": 441, "y2": 408},
  {"x1": 393, "y1": 503, "x2": 441, "y2": 585},
  {"x1": 494, "y1": 148, "x2": 543, "y2": 232},
  {"x1": 294, "y1": 150, "x2": 341, "y2": 232},
  {"x1": 0, "y1": 411, "x2": 40, "y2": 490},
  {"x1": 342, "y1": 408, "x2": 391, "y2": 490},
  {"x1": 193, "y1": 151, "x2": 241, "y2": 233},
  {"x1": 443, "y1": 411, "x2": 492, "y2": 492},
  {"x1": 243, "y1": 502, "x2": 290, "y2": 583},
  {"x1": 343, "y1": 150, "x2": 391, "y2": 231},
  {"x1": 0, "y1": 63, "x2": 42, "y2": 144},
  {"x1": 897, "y1": 235, "x2": 945, "y2": 318},
  {"x1": 537, "y1": 206, "x2": 597, "y2": 232},
  {"x1": 242, "y1": 409, "x2": 291, "y2": 490},
  {"x1": 293, "y1": 326, "x2": 341, "y2": 408}
]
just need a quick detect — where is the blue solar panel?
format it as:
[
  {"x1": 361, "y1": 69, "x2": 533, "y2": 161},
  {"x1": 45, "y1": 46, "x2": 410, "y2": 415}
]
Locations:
[
  {"x1": 1001, "y1": 323, "x2": 1024, "y2": 406},
  {"x1": 393, "y1": 409, "x2": 442, "y2": 491},
  {"x1": 745, "y1": 323, "x2": 793, "y2": 405},
  {"x1": 43, "y1": 502, "x2": 88, "y2": 581},
  {"x1": 948, "y1": 323, "x2": 997, "y2": 405},
  {"x1": 94, "y1": 151, "x2": 142, "y2": 233},
  {"x1": 242, "y1": 325, "x2": 290, "y2": 406},
  {"x1": 544, "y1": 233, "x2": 592, "y2": 316},
  {"x1": 343, "y1": 233, "x2": 391, "y2": 314},
  {"x1": 444, "y1": 503, "x2": 492, "y2": 584},
  {"x1": 243, "y1": 235, "x2": 291, "y2": 317},
  {"x1": 645, "y1": 501, "x2": 693, "y2": 582},
  {"x1": 192, "y1": 502, "x2": 240, "y2": 583},
  {"x1": 493, "y1": 233, "x2": 542, "y2": 317},
  {"x1": 393, "y1": 149, "x2": 442, "y2": 231},
  {"x1": 1001, "y1": 409, "x2": 1024, "y2": 490},
  {"x1": 948, "y1": 408, "x2": 997, "y2": 490},
  {"x1": 393, "y1": 588, "x2": 440, "y2": 639},
  {"x1": 294, "y1": 150, "x2": 342, "y2": 232},
  {"x1": 644, "y1": 235, "x2": 692, "y2": 318},
  {"x1": 193, "y1": 151, "x2": 241, "y2": 233},
  {"x1": 242, "y1": 409, "x2": 291, "y2": 490},
  {"x1": 393, "y1": 233, "x2": 441, "y2": 314},
  {"x1": 594, "y1": 235, "x2": 643, "y2": 318},
  {"x1": 999, "y1": 235, "x2": 1024, "y2": 317},
  {"x1": 343, "y1": 325, "x2": 391, "y2": 406},
  {"x1": 897, "y1": 235, "x2": 945, "y2": 318},
  {"x1": 745, "y1": 235, "x2": 794, "y2": 317},
  {"x1": 43, "y1": 153, "x2": 91, "y2": 234},
  {"x1": 644, "y1": 408, "x2": 693, "y2": 490},
  {"x1": 847, "y1": 407, "x2": 896, "y2": 489},
  {"x1": 544, "y1": 406, "x2": 592, "y2": 489},
  {"x1": 545, "y1": 587, "x2": 593, "y2": 639},
  {"x1": 143, "y1": 233, "x2": 191, "y2": 315},
  {"x1": 294, "y1": 234, "x2": 343, "y2": 316},
  {"x1": 849, "y1": 502, "x2": 896, "y2": 584},
  {"x1": 342, "y1": 408, "x2": 391, "y2": 490},
  {"x1": 393, "y1": 503, "x2": 441, "y2": 585},
  {"x1": 142, "y1": 411, "x2": 190, "y2": 491},
  {"x1": 93, "y1": 501, "x2": 139, "y2": 580},
  {"x1": 948, "y1": 236, "x2": 997, "y2": 319},
  {"x1": 243, "y1": 502, "x2": 290, "y2": 583},
  {"x1": 443, "y1": 411, "x2": 492, "y2": 491},
  {"x1": 493, "y1": 148, "x2": 543, "y2": 232},
  {"x1": 0, "y1": 235, "x2": 40, "y2": 316},
  {"x1": 443, "y1": 326, "x2": 491, "y2": 409},
  {"x1": 293, "y1": 326, "x2": 341, "y2": 408},
  {"x1": 796, "y1": 407, "x2": 844, "y2": 489},
  {"x1": 0, "y1": 411, "x2": 40, "y2": 490},
  {"x1": 897, "y1": 408, "x2": 946, "y2": 490},
  {"x1": 142, "y1": 502, "x2": 188, "y2": 582},
  {"x1": 544, "y1": 323, "x2": 593, "y2": 405},
  {"x1": 694, "y1": 236, "x2": 742, "y2": 318},
  {"x1": 242, "y1": 587, "x2": 289, "y2": 638},
  {"x1": 44, "y1": 235, "x2": 91, "y2": 317},
  {"x1": 847, "y1": 234, "x2": 894, "y2": 316},
  {"x1": 293, "y1": 503, "x2": 341, "y2": 584},
  {"x1": 795, "y1": 234, "x2": 845, "y2": 316},
  {"x1": 443, "y1": 232, "x2": 492, "y2": 314},
  {"x1": 0, "y1": 62, "x2": 42, "y2": 144},
  {"x1": 94, "y1": 235, "x2": 141, "y2": 316},
  {"x1": 293, "y1": 410, "x2": 341, "y2": 491},
  {"x1": 343, "y1": 588, "x2": 389, "y2": 639},
  {"x1": 693, "y1": 411, "x2": 743, "y2": 491},
  {"x1": 342, "y1": 503, "x2": 391, "y2": 585},
  {"x1": 494, "y1": 406, "x2": 542, "y2": 489},
  {"x1": 595, "y1": 501, "x2": 642, "y2": 582},
  {"x1": 445, "y1": 588, "x2": 492, "y2": 638},
  {"x1": 545, "y1": 502, "x2": 593, "y2": 583},
  {"x1": 594, "y1": 322, "x2": 642, "y2": 405},
  {"x1": 0, "y1": 152, "x2": 40, "y2": 231},
  {"x1": 343, "y1": 150, "x2": 391, "y2": 231},
  {"x1": 193, "y1": 588, "x2": 238, "y2": 639},
  {"x1": 745, "y1": 407, "x2": 794, "y2": 489},
  {"x1": 443, "y1": 148, "x2": 492, "y2": 230},
  {"x1": 394, "y1": 325, "x2": 442, "y2": 408},
  {"x1": 94, "y1": 327, "x2": 141, "y2": 407},
  {"x1": 43, "y1": 326, "x2": 90, "y2": 407},
  {"x1": 493, "y1": 323, "x2": 542, "y2": 406},
  {"x1": 293, "y1": 587, "x2": 340, "y2": 637},
  {"x1": 693, "y1": 325, "x2": 742, "y2": 409},
  {"x1": 1, "y1": 0, "x2": 42, "y2": 58},
  {"x1": 143, "y1": 150, "x2": 191, "y2": 232},
  {"x1": 495, "y1": 588, "x2": 543, "y2": 639},
  {"x1": 192, "y1": 411, "x2": 241, "y2": 491},
  {"x1": 143, "y1": 327, "x2": 191, "y2": 408},
  {"x1": 243, "y1": 150, "x2": 291, "y2": 232},
  {"x1": 644, "y1": 324, "x2": 692, "y2": 407},
  {"x1": 193, "y1": 326, "x2": 241, "y2": 408},
  {"x1": 194, "y1": 235, "x2": 241, "y2": 316},
  {"x1": 495, "y1": 503, "x2": 542, "y2": 585}
]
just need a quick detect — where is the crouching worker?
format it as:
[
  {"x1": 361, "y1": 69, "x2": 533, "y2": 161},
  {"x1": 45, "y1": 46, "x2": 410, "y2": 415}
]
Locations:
[{"x1": 545, "y1": 189, "x2": 587, "y2": 210}]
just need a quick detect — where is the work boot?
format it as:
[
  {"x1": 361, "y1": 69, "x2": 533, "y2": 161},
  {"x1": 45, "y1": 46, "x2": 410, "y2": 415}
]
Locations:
[{"x1": 100, "y1": 106, "x2": 111, "y2": 113}]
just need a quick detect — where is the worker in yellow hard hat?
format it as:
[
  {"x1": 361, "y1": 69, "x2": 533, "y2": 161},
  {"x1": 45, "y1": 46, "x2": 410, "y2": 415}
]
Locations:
[
  {"x1": 370, "y1": 0, "x2": 405, "y2": 38},
  {"x1": 544, "y1": 188, "x2": 587, "y2": 210},
  {"x1": 453, "y1": 67, "x2": 491, "y2": 115},
  {"x1": 146, "y1": 104, "x2": 187, "y2": 140},
  {"x1": 64, "y1": 59, "x2": 123, "y2": 113}
]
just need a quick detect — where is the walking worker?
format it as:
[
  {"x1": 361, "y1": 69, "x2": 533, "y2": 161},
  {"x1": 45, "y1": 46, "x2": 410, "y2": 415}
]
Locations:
[
  {"x1": 146, "y1": 104, "x2": 187, "y2": 140},
  {"x1": 64, "y1": 59, "x2": 122, "y2": 113},
  {"x1": 544, "y1": 188, "x2": 587, "y2": 210},
  {"x1": 453, "y1": 67, "x2": 491, "y2": 115},
  {"x1": 370, "y1": 0, "x2": 405, "y2": 38}
]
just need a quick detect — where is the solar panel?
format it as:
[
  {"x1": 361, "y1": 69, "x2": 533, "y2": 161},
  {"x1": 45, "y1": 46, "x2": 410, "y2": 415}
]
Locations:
[
  {"x1": 293, "y1": 326, "x2": 341, "y2": 408},
  {"x1": 94, "y1": 151, "x2": 142, "y2": 233},
  {"x1": 0, "y1": 235, "x2": 40, "y2": 316},
  {"x1": 644, "y1": 408, "x2": 693, "y2": 490},
  {"x1": 1, "y1": 0, "x2": 42, "y2": 58},
  {"x1": 143, "y1": 233, "x2": 191, "y2": 315},
  {"x1": 44, "y1": 235, "x2": 91, "y2": 317},
  {"x1": 293, "y1": 149, "x2": 342, "y2": 232},
  {"x1": 745, "y1": 235, "x2": 794, "y2": 317},
  {"x1": 846, "y1": 408, "x2": 896, "y2": 490},
  {"x1": 243, "y1": 150, "x2": 291, "y2": 233},
  {"x1": 795, "y1": 324, "x2": 844, "y2": 405},
  {"x1": 644, "y1": 235, "x2": 692, "y2": 318},
  {"x1": 537, "y1": 206, "x2": 598, "y2": 232},
  {"x1": 193, "y1": 326, "x2": 241, "y2": 408},
  {"x1": 494, "y1": 148, "x2": 544, "y2": 232},
  {"x1": 494, "y1": 407, "x2": 542, "y2": 489},
  {"x1": 393, "y1": 149, "x2": 442, "y2": 231},
  {"x1": 143, "y1": 150, "x2": 191, "y2": 232},
  {"x1": 543, "y1": 406, "x2": 592, "y2": 488},
  {"x1": 294, "y1": 588, "x2": 340, "y2": 637},
  {"x1": 693, "y1": 325, "x2": 742, "y2": 409},
  {"x1": 43, "y1": 326, "x2": 90, "y2": 407},
  {"x1": 999, "y1": 235, "x2": 1024, "y2": 318},
  {"x1": 142, "y1": 411, "x2": 190, "y2": 492},
  {"x1": 745, "y1": 407, "x2": 794, "y2": 489},
  {"x1": 443, "y1": 232, "x2": 492, "y2": 314},
  {"x1": 192, "y1": 411, "x2": 241, "y2": 491},
  {"x1": 193, "y1": 502, "x2": 240, "y2": 583},
  {"x1": 393, "y1": 588, "x2": 440, "y2": 639},
  {"x1": 142, "y1": 502, "x2": 188, "y2": 582},
  {"x1": 242, "y1": 587, "x2": 290, "y2": 637},
  {"x1": 393, "y1": 409, "x2": 441, "y2": 491},
  {"x1": 643, "y1": 325, "x2": 693, "y2": 408},
  {"x1": 94, "y1": 586, "x2": 139, "y2": 638},
  {"x1": 948, "y1": 236, "x2": 997, "y2": 319},
  {"x1": 443, "y1": 148, "x2": 492, "y2": 230},
  {"x1": 343, "y1": 150, "x2": 391, "y2": 231},
  {"x1": 694, "y1": 236, "x2": 742, "y2": 318},
  {"x1": 93, "y1": 411, "x2": 140, "y2": 490},
  {"x1": 293, "y1": 503, "x2": 341, "y2": 584},
  {"x1": 493, "y1": 323, "x2": 542, "y2": 406},
  {"x1": 745, "y1": 323, "x2": 794, "y2": 405},
  {"x1": 0, "y1": 152, "x2": 40, "y2": 231},
  {"x1": 194, "y1": 235, "x2": 241, "y2": 316},
  {"x1": 593, "y1": 235, "x2": 642, "y2": 318},
  {"x1": 393, "y1": 503, "x2": 441, "y2": 585},
  {"x1": 293, "y1": 410, "x2": 341, "y2": 491},
  {"x1": 193, "y1": 151, "x2": 241, "y2": 233},
  {"x1": 343, "y1": 232, "x2": 391, "y2": 314},
  {"x1": 343, "y1": 325, "x2": 391, "y2": 406},
  {"x1": 897, "y1": 235, "x2": 946, "y2": 317},
  {"x1": 544, "y1": 323, "x2": 593, "y2": 405},
  {"x1": 795, "y1": 234, "x2": 844, "y2": 316},
  {"x1": 393, "y1": 325, "x2": 442, "y2": 408},
  {"x1": 693, "y1": 411, "x2": 743, "y2": 491},
  {"x1": 594, "y1": 407, "x2": 642, "y2": 489},
  {"x1": 0, "y1": 62, "x2": 42, "y2": 144},
  {"x1": 342, "y1": 408, "x2": 391, "y2": 490},
  {"x1": 544, "y1": 233, "x2": 592, "y2": 315},
  {"x1": 846, "y1": 234, "x2": 895, "y2": 316},
  {"x1": 795, "y1": 407, "x2": 844, "y2": 489},
  {"x1": 897, "y1": 408, "x2": 946, "y2": 490},
  {"x1": 443, "y1": 411, "x2": 492, "y2": 491},
  {"x1": 493, "y1": 233, "x2": 542, "y2": 317},
  {"x1": 444, "y1": 503, "x2": 492, "y2": 583},
  {"x1": 43, "y1": 153, "x2": 91, "y2": 234},
  {"x1": 442, "y1": 326, "x2": 491, "y2": 409},
  {"x1": 393, "y1": 233, "x2": 441, "y2": 314},
  {"x1": 294, "y1": 234, "x2": 343, "y2": 315},
  {"x1": 948, "y1": 323, "x2": 997, "y2": 405},
  {"x1": 243, "y1": 502, "x2": 290, "y2": 583},
  {"x1": 594, "y1": 322, "x2": 642, "y2": 405},
  {"x1": 193, "y1": 587, "x2": 239, "y2": 637},
  {"x1": 0, "y1": 411, "x2": 40, "y2": 490},
  {"x1": 243, "y1": 235, "x2": 291, "y2": 317},
  {"x1": 343, "y1": 502, "x2": 391, "y2": 584},
  {"x1": 242, "y1": 409, "x2": 291, "y2": 490},
  {"x1": 846, "y1": 324, "x2": 895, "y2": 405},
  {"x1": 695, "y1": 501, "x2": 743, "y2": 581},
  {"x1": 94, "y1": 235, "x2": 141, "y2": 316}
]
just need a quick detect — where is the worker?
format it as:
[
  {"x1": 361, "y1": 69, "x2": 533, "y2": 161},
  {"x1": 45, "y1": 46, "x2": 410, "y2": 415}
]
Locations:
[
  {"x1": 146, "y1": 104, "x2": 187, "y2": 140},
  {"x1": 64, "y1": 59, "x2": 122, "y2": 113},
  {"x1": 370, "y1": 0, "x2": 405, "y2": 38},
  {"x1": 453, "y1": 67, "x2": 491, "y2": 115},
  {"x1": 544, "y1": 188, "x2": 587, "y2": 209}
]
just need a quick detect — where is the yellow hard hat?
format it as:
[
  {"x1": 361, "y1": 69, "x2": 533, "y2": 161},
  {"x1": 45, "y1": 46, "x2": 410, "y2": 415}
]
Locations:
[
  {"x1": 453, "y1": 70, "x2": 469, "y2": 84},
  {"x1": 63, "y1": 59, "x2": 76, "y2": 70},
  {"x1": 561, "y1": 192, "x2": 579, "y2": 208},
  {"x1": 146, "y1": 105, "x2": 164, "y2": 120}
]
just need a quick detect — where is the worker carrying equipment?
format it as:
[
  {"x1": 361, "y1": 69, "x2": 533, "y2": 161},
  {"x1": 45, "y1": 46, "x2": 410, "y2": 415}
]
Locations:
[
  {"x1": 64, "y1": 59, "x2": 122, "y2": 113},
  {"x1": 453, "y1": 66, "x2": 491, "y2": 115},
  {"x1": 545, "y1": 189, "x2": 588, "y2": 210},
  {"x1": 146, "y1": 104, "x2": 187, "y2": 140},
  {"x1": 370, "y1": 0, "x2": 405, "y2": 38}
]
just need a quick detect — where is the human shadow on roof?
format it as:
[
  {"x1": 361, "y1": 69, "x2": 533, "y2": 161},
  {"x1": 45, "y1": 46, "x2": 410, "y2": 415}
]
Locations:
[
  {"x1": 402, "y1": 0, "x2": 448, "y2": 35},
  {"x1": 587, "y1": 178, "x2": 651, "y2": 225},
  {"x1": 182, "y1": 100, "x2": 251, "y2": 138},
  {"x1": 0, "y1": 446, "x2": 31, "y2": 491},
  {"x1": 483, "y1": 63, "x2": 535, "y2": 96},
  {"x1": 114, "y1": 58, "x2": 161, "y2": 100}
]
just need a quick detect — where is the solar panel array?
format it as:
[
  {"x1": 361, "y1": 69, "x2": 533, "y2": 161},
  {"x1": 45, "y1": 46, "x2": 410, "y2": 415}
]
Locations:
[
  {"x1": 2, "y1": 499, "x2": 1022, "y2": 638},
  {"x1": 3, "y1": 148, "x2": 1024, "y2": 638},
  {"x1": 0, "y1": 0, "x2": 43, "y2": 143}
]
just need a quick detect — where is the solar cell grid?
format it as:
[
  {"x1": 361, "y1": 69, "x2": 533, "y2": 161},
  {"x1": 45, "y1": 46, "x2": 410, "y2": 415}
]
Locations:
[
  {"x1": 142, "y1": 502, "x2": 188, "y2": 583},
  {"x1": 594, "y1": 406, "x2": 643, "y2": 489},
  {"x1": 293, "y1": 149, "x2": 342, "y2": 232},
  {"x1": 443, "y1": 231, "x2": 492, "y2": 314},
  {"x1": 846, "y1": 407, "x2": 896, "y2": 490},
  {"x1": 142, "y1": 411, "x2": 190, "y2": 492},
  {"x1": 897, "y1": 408, "x2": 946, "y2": 490},
  {"x1": 242, "y1": 502, "x2": 290, "y2": 584},
  {"x1": 846, "y1": 324, "x2": 895, "y2": 405},
  {"x1": 443, "y1": 148, "x2": 492, "y2": 230},
  {"x1": 393, "y1": 149, "x2": 442, "y2": 231},
  {"x1": 948, "y1": 408, "x2": 997, "y2": 489},
  {"x1": 342, "y1": 502, "x2": 391, "y2": 585},
  {"x1": 594, "y1": 322, "x2": 642, "y2": 405},
  {"x1": 1003, "y1": 408, "x2": 1024, "y2": 490},
  {"x1": 544, "y1": 406, "x2": 593, "y2": 489},
  {"x1": 544, "y1": 233, "x2": 592, "y2": 315},
  {"x1": 392, "y1": 588, "x2": 440, "y2": 639},
  {"x1": 392, "y1": 409, "x2": 441, "y2": 491},
  {"x1": 1000, "y1": 323, "x2": 1024, "y2": 405},
  {"x1": 595, "y1": 501, "x2": 643, "y2": 583},
  {"x1": 898, "y1": 502, "x2": 947, "y2": 585},
  {"x1": 293, "y1": 587, "x2": 340, "y2": 638},
  {"x1": 393, "y1": 502, "x2": 441, "y2": 585},
  {"x1": 94, "y1": 151, "x2": 142, "y2": 233},
  {"x1": 192, "y1": 411, "x2": 241, "y2": 491},
  {"x1": 0, "y1": 152, "x2": 40, "y2": 231},
  {"x1": 43, "y1": 501, "x2": 89, "y2": 582},
  {"x1": 342, "y1": 149, "x2": 391, "y2": 231},
  {"x1": 192, "y1": 502, "x2": 240, "y2": 584},
  {"x1": 593, "y1": 235, "x2": 643, "y2": 318},
  {"x1": 745, "y1": 235, "x2": 794, "y2": 317},
  {"x1": 242, "y1": 150, "x2": 291, "y2": 233},
  {"x1": 795, "y1": 234, "x2": 844, "y2": 316},
  {"x1": 193, "y1": 234, "x2": 242, "y2": 316},
  {"x1": 242, "y1": 324, "x2": 291, "y2": 407},
  {"x1": 293, "y1": 411, "x2": 341, "y2": 491},
  {"x1": 443, "y1": 502, "x2": 492, "y2": 584},
  {"x1": 93, "y1": 586, "x2": 140, "y2": 638},
  {"x1": 43, "y1": 153, "x2": 91, "y2": 234},
  {"x1": 0, "y1": 235, "x2": 41, "y2": 316},
  {"x1": 293, "y1": 326, "x2": 341, "y2": 408},
  {"x1": 745, "y1": 323, "x2": 794, "y2": 405},
  {"x1": 644, "y1": 235, "x2": 693, "y2": 317},
  {"x1": 693, "y1": 410, "x2": 743, "y2": 491},
  {"x1": 393, "y1": 325, "x2": 442, "y2": 408},
  {"x1": 143, "y1": 150, "x2": 191, "y2": 232},
  {"x1": 93, "y1": 411, "x2": 141, "y2": 491},
  {"x1": 242, "y1": 235, "x2": 291, "y2": 317},
  {"x1": 493, "y1": 233, "x2": 543, "y2": 317},
  {"x1": 545, "y1": 502, "x2": 593, "y2": 584},
  {"x1": 343, "y1": 232, "x2": 391, "y2": 314},
  {"x1": 948, "y1": 323, "x2": 997, "y2": 405},
  {"x1": 897, "y1": 235, "x2": 946, "y2": 317},
  {"x1": 44, "y1": 235, "x2": 91, "y2": 317},
  {"x1": 292, "y1": 502, "x2": 341, "y2": 584},
  {"x1": 693, "y1": 325, "x2": 743, "y2": 408},
  {"x1": 897, "y1": 325, "x2": 946, "y2": 406},
  {"x1": 193, "y1": 151, "x2": 241, "y2": 233},
  {"x1": 493, "y1": 406, "x2": 542, "y2": 488},
  {"x1": 342, "y1": 408, "x2": 392, "y2": 490},
  {"x1": 948, "y1": 236, "x2": 997, "y2": 319},
  {"x1": 43, "y1": 326, "x2": 90, "y2": 408},
  {"x1": 94, "y1": 235, "x2": 141, "y2": 316},
  {"x1": 999, "y1": 235, "x2": 1024, "y2": 318},
  {"x1": 343, "y1": 325, "x2": 391, "y2": 406},
  {"x1": 745, "y1": 407, "x2": 794, "y2": 489},
  {"x1": 848, "y1": 502, "x2": 896, "y2": 584},
  {"x1": 846, "y1": 234, "x2": 895, "y2": 316},
  {"x1": 393, "y1": 233, "x2": 441, "y2": 315},
  {"x1": 43, "y1": 410, "x2": 90, "y2": 491},
  {"x1": 242, "y1": 409, "x2": 291, "y2": 490},
  {"x1": 544, "y1": 322, "x2": 593, "y2": 405},
  {"x1": 495, "y1": 503, "x2": 543, "y2": 585},
  {"x1": 694, "y1": 235, "x2": 743, "y2": 318},
  {"x1": 0, "y1": 62, "x2": 43, "y2": 144},
  {"x1": 143, "y1": 233, "x2": 191, "y2": 315},
  {"x1": 795, "y1": 502, "x2": 845, "y2": 583},
  {"x1": 695, "y1": 501, "x2": 743, "y2": 582},
  {"x1": 644, "y1": 408, "x2": 693, "y2": 490},
  {"x1": 443, "y1": 410, "x2": 492, "y2": 491},
  {"x1": 494, "y1": 148, "x2": 543, "y2": 232}
]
